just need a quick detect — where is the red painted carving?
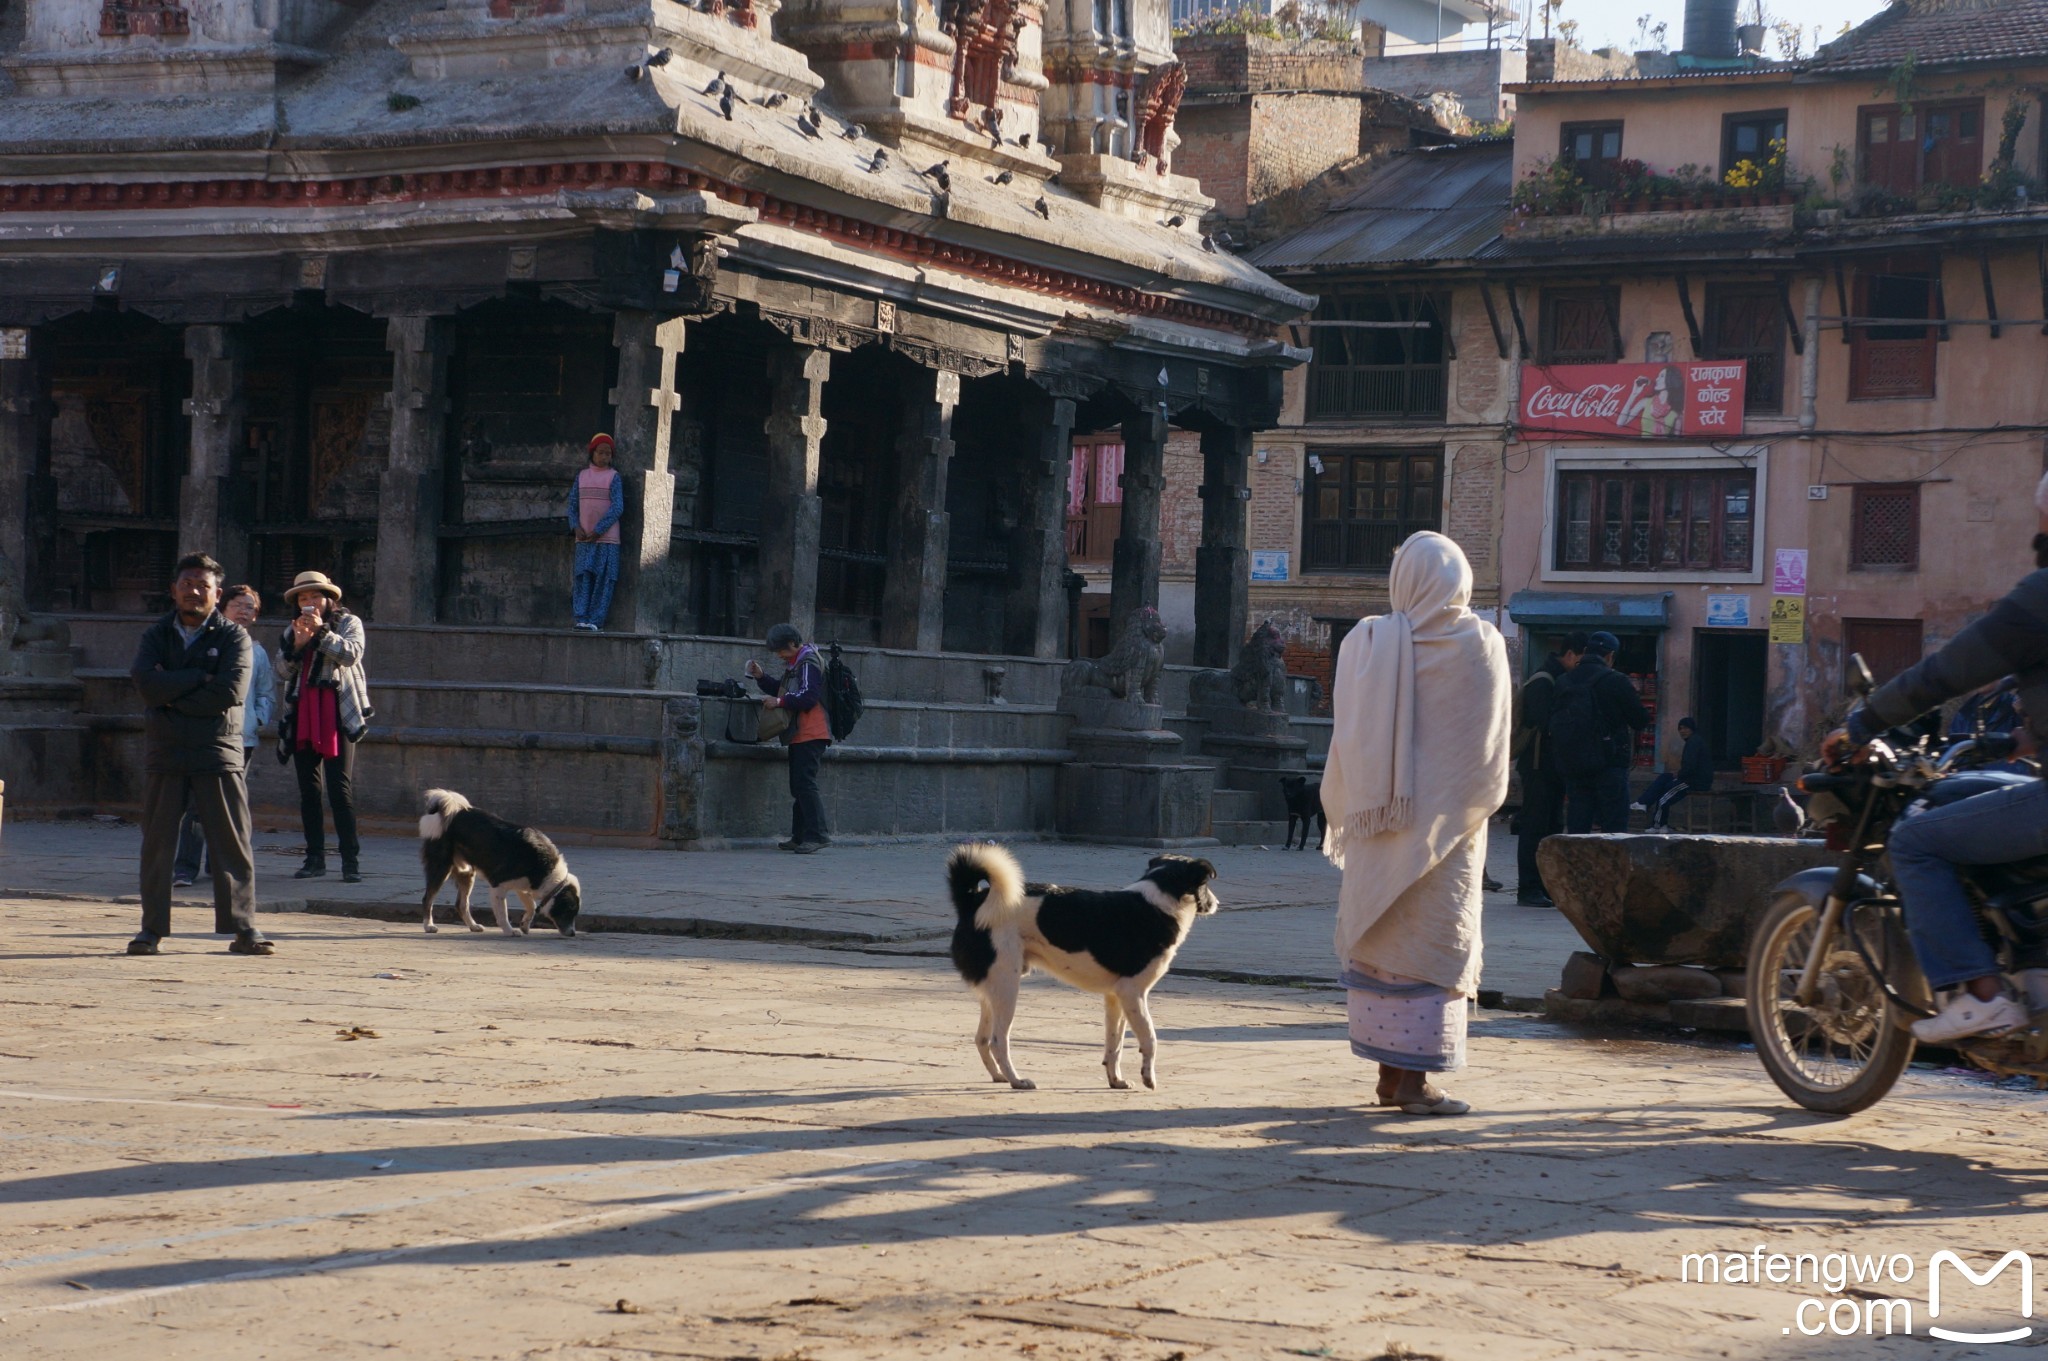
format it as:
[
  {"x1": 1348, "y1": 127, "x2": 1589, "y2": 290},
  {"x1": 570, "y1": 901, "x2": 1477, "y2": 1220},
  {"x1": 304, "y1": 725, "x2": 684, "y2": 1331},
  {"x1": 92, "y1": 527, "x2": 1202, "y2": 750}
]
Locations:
[
  {"x1": 99, "y1": 0, "x2": 190, "y2": 37},
  {"x1": 1139, "y1": 61, "x2": 1186, "y2": 170},
  {"x1": 728, "y1": 0, "x2": 757, "y2": 27},
  {"x1": 941, "y1": 0, "x2": 1024, "y2": 119},
  {"x1": 484, "y1": 0, "x2": 566, "y2": 15}
]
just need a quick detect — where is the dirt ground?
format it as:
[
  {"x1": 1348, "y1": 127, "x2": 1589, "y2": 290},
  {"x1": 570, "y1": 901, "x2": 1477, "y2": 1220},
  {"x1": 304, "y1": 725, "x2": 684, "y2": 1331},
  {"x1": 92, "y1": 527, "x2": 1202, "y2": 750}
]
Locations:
[{"x1": 3, "y1": 900, "x2": 2044, "y2": 1360}]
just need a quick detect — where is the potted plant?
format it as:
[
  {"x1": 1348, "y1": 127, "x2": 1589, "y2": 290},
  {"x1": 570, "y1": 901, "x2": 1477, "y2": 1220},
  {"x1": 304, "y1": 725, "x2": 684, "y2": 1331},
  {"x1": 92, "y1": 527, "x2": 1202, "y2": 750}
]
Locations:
[{"x1": 1736, "y1": 0, "x2": 1768, "y2": 53}]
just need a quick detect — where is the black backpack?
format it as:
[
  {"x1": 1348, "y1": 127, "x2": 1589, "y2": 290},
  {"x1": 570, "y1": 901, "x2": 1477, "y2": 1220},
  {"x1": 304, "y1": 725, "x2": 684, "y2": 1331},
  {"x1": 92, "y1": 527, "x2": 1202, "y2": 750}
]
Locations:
[
  {"x1": 824, "y1": 642, "x2": 864, "y2": 741},
  {"x1": 1547, "y1": 674, "x2": 1610, "y2": 778}
]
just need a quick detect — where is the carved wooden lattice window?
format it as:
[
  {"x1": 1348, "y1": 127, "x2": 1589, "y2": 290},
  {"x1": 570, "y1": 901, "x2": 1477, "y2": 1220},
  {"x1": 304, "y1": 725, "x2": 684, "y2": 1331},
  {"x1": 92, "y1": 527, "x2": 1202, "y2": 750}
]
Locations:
[
  {"x1": 100, "y1": 0, "x2": 190, "y2": 36},
  {"x1": 1850, "y1": 483, "x2": 1920, "y2": 571},
  {"x1": 1305, "y1": 450, "x2": 1441, "y2": 573},
  {"x1": 1540, "y1": 289, "x2": 1620, "y2": 365},
  {"x1": 1554, "y1": 470, "x2": 1755, "y2": 573},
  {"x1": 1850, "y1": 259, "x2": 1937, "y2": 400},
  {"x1": 1704, "y1": 284, "x2": 1784, "y2": 414}
]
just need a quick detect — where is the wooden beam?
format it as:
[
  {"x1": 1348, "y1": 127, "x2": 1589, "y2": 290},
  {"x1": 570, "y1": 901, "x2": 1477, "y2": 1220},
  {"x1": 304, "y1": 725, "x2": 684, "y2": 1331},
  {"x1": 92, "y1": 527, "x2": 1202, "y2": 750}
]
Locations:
[
  {"x1": 1776, "y1": 274, "x2": 1804, "y2": 357},
  {"x1": 1674, "y1": 274, "x2": 1703, "y2": 357},
  {"x1": 1833, "y1": 260, "x2": 1851, "y2": 345},
  {"x1": 1980, "y1": 248, "x2": 2001, "y2": 339},
  {"x1": 1478, "y1": 280, "x2": 1511, "y2": 359},
  {"x1": 1504, "y1": 282, "x2": 1531, "y2": 360}
]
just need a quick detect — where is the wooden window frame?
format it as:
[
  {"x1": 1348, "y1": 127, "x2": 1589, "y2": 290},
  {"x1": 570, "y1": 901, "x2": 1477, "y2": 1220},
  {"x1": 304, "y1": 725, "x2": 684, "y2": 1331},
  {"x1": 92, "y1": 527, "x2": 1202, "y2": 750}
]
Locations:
[
  {"x1": 1305, "y1": 289, "x2": 1450, "y2": 422},
  {"x1": 1849, "y1": 482, "x2": 1921, "y2": 572},
  {"x1": 1552, "y1": 468, "x2": 1758, "y2": 574},
  {"x1": 1720, "y1": 109, "x2": 1788, "y2": 178},
  {"x1": 1858, "y1": 99, "x2": 1985, "y2": 196},
  {"x1": 1560, "y1": 120, "x2": 1625, "y2": 189},
  {"x1": 1703, "y1": 282, "x2": 1785, "y2": 415},
  {"x1": 1539, "y1": 287, "x2": 1621, "y2": 365},
  {"x1": 1303, "y1": 449, "x2": 1443, "y2": 574},
  {"x1": 1849, "y1": 257, "x2": 1939, "y2": 401}
]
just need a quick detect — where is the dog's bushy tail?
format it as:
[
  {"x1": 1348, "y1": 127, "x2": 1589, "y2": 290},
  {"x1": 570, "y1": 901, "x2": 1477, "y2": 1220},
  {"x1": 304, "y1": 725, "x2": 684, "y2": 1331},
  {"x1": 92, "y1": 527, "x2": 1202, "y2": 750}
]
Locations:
[
  {"x1": 419, "y1": 788, "x2": 472, "y2": 841},
  {"x1": 946, "y1": 842, "x2": 1024, "y2": 927}
]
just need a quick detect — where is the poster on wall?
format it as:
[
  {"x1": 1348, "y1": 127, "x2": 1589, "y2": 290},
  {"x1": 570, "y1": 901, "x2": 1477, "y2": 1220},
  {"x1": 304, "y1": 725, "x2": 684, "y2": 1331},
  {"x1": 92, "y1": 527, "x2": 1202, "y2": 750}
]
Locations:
[
  {"x1": 1706, "y1": 595, "x2": 1752, "y2": 628},
  {"x1": 1251, "y1": 551, "x2": 1290, "y2": 582},
  {"x1": 1519, "y1": 362, "x2": 1746, "y2": 438},
  {"x1": 1773, "y1": 549, "x2": 1808, "y2": 596},
  {"x1": 1770, "y1": 596, "x2": 1806, "y2": 643}
]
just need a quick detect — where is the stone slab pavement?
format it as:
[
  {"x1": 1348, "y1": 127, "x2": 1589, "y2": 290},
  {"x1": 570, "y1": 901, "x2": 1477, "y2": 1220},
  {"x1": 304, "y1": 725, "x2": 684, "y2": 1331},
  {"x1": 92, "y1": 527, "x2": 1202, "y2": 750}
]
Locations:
[
  {"x1": 0, "y1": 817, "x2": 1583, "y2": 1004},
  {"x1": 1, "y1": 900, "x2": 2041, "y2": 1360}
]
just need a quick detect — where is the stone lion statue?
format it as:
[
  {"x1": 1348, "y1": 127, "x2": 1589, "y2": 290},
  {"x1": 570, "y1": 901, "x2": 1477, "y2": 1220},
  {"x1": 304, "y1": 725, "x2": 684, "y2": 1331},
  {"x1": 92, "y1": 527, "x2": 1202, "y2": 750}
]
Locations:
[
  {"x1": 1231, "y1": 619, "x2": 1288, "y2": 712},
  {"x1": 0, "y1": 545, "x2": 69, "y2": 677},
  {"x1": 1063, "y1": 605, "x2": 1166, "y2": 705}
]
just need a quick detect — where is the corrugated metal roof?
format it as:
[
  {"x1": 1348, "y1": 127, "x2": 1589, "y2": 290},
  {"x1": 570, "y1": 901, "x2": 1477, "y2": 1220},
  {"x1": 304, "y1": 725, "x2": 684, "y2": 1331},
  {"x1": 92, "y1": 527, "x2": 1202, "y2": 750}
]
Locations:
[{"x1": 1247, "y1": 142, "x2": 1511, "y2": 272}]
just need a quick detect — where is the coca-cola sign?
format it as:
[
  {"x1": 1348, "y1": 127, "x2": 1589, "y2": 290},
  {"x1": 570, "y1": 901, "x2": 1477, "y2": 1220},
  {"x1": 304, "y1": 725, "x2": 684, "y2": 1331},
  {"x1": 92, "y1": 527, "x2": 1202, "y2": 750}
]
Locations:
[{"x1": 1519, "y1": 362, "x2": 1746, "y2": 438}]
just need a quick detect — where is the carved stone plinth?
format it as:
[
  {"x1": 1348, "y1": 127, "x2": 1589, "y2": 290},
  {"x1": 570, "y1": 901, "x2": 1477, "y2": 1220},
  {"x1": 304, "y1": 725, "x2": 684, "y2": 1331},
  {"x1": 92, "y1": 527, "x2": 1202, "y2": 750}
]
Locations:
[
  {"x1": 1055, "y1": 760, "x2": 1214, "y2": 846},
  {"x1": 1058, "y1": 691, "x2": 1163, "y2": 733}
]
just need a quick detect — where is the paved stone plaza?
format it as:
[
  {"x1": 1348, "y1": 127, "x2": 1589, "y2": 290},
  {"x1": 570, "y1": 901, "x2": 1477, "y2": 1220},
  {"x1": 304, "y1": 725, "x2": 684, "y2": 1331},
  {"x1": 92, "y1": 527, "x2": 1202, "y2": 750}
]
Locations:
[{"x1": 3, "y1": 831, "x2": 2046, "y2": 1359}]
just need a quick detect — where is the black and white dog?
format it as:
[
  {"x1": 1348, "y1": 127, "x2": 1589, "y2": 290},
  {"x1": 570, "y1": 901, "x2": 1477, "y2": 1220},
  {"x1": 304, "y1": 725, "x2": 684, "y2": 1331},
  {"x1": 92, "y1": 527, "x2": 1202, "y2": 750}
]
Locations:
[
  {"x1": 1279, "y1": 775, "x2": 1325, "y2": 851},
  {"x1": 945, "y1": 844, "x2": 1219, "y2": 1091},
  {"x1": 417, "y1": 789, "x2": 582, "y2": 937}
]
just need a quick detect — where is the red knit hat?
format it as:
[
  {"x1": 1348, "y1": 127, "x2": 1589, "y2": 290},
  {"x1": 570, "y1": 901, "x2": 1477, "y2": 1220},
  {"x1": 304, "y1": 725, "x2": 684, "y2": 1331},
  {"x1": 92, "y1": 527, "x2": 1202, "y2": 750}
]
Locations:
[{"x1": 588, "y1": 432, "x2": 615, "y2": 455}]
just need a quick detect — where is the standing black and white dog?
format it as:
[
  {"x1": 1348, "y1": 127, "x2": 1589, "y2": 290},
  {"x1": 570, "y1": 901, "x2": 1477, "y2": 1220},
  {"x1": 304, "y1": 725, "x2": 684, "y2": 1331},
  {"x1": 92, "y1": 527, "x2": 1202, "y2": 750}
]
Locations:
[
  {"x1": 945, "y1": 844, "x2": 1218, "y2": 1091},
  {"x1": 417, "y1": 789, "x2": 582, "y2": 936}
]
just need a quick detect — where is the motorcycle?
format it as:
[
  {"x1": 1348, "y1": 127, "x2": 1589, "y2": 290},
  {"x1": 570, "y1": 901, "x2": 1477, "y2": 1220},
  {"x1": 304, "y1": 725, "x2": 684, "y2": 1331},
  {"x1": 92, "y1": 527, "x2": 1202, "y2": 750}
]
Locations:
[{"x1": 1746, "y1": 655, "x2": 2048, "y2": 1113}]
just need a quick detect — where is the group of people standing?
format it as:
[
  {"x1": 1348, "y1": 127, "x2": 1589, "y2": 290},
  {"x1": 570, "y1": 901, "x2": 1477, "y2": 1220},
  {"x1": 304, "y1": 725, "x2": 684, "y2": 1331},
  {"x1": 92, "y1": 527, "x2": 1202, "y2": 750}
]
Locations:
[
  {"x1": 1510, "y1": 631, "x2": 1707, "y2": 907},
  {"x1": 129, "y1": 556, "x2": 371, "y2": 955}
]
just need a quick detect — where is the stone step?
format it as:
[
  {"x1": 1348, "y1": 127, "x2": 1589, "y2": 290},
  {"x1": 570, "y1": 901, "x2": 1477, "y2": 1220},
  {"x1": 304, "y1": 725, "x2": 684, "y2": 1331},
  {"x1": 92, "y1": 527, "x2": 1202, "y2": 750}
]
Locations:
[
  {"x1": 57, "y1": 615, "x2": 1070, "y2": 706},
  {"x1": 74, "y1": 670, "x2": 1068, "y2": 751},
  {"x1": 1209, "y1": 819, "x2": 1293, "y2": 847},
  {"x1": 1208, "y1": 788, "x2": 1265, "y2": 821}
]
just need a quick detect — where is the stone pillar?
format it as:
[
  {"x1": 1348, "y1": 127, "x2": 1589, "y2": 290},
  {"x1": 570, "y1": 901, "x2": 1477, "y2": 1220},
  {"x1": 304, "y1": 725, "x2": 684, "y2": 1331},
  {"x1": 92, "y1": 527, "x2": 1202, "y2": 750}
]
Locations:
[
  {"x1": 1004, "y1": 388, "x2": 1075, "y2": 658},
  {"x1": 1193, "y1": 424, "x2": 1252, "y2": 669},
  {"x1": 880, "y1": 366, "x2": 960, "y2": 652},
  {"x1": 0, "y1": 331, "x2": 37, "y2": 596},
  {"x1": 607, "y1": 311, "x2": 687, "y2": 634},
  {"x1": 757, "y1": 345, "x2": 830, "y2": 639},
  {"x1": 180, "y1": 325, "x2": 247, "y2": 582},
  {"x1": 373, "y1": 316, "x2": 451, "y2": 625},
  {"x1": 1109, "y1": 407, "x2": 1167, "y2": 643}
]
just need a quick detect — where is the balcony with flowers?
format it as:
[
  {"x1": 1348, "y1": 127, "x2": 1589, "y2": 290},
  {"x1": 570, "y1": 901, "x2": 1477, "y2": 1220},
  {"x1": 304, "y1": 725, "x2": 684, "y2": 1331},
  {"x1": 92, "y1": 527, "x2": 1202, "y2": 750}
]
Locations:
[{"x1": 1506, "y1": 143, "x2": 1802, "y2": 239}]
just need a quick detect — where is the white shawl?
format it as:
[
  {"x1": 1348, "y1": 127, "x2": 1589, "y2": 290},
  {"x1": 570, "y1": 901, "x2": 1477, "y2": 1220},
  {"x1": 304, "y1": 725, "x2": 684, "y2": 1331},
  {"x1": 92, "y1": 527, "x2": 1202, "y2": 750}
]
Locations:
[{"x1": 1323, "y1": 532, "x2": 1511, "y2": 979}]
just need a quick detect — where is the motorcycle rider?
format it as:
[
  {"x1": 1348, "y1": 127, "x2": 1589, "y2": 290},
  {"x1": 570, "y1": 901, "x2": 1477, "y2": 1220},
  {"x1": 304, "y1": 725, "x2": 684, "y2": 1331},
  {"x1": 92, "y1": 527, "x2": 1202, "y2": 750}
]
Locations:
[{"x1": 1828, "y1": 473, "x2": 2048, "y2": 1043}]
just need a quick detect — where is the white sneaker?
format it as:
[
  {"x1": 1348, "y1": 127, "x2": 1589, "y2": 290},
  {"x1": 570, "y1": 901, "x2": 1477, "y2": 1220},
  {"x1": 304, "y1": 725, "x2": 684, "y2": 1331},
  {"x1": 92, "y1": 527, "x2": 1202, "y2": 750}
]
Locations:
[
  {"x1": 1628, "y1": 802, "x2": 1646, "y2": 813},
  {"x1": 1911, "y1": 989, "x2": 2029, "y2": 1043}
]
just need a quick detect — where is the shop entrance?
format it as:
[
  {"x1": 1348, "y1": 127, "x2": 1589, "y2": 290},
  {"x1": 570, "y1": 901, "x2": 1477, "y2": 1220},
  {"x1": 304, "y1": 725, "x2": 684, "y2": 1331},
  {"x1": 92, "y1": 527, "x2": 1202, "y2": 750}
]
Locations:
[{"x1": 1693, "y1": 629, "x2": 1767, "y2": 766}]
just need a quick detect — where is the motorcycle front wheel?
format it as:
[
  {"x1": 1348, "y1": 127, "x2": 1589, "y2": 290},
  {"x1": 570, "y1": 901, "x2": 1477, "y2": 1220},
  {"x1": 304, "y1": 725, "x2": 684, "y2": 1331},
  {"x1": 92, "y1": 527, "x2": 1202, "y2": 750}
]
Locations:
[{"x1": 1746, "y1": 891, "x2": 1916, "y2": 1114}]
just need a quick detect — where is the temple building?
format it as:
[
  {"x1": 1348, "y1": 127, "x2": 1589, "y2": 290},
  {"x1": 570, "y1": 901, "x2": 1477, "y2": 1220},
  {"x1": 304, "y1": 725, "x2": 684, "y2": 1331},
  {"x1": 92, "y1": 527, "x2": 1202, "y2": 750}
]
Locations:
[{"x1": 0, "y1": 0, "x2": 1317, "y2": 843}]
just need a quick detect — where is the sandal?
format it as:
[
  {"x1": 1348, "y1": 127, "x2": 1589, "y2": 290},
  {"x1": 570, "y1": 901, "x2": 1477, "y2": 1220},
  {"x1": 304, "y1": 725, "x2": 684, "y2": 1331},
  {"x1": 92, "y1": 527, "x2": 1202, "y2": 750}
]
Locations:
[{"x1": 1398, "y1": 1092, "x2": 1470, "y2": 1117}]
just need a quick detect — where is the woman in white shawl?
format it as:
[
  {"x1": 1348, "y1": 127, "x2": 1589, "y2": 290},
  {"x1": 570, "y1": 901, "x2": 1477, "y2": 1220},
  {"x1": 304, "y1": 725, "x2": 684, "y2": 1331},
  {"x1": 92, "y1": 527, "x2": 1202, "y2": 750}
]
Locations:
[{"x1": 1322, "y1": 532, "x2": 1511, "y2": 1115}]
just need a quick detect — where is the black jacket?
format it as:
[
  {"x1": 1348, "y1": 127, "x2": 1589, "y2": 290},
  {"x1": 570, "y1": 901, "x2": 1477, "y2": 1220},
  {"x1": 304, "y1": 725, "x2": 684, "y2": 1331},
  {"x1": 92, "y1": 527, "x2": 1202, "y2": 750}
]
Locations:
[
  {"x1": 1553, "y1": 655, "x2": 1651, "y2": 771},
  {"x1": 1853, "y1": 567, "x2": 2048, "y2": 743},
  {"x1": 1515, "y1": 653, "x2": 1568, "y2": 775},
  {"x1": 130, "y1": 610, "x2": 252, "y2": 776},
  {"x1": 1675, "y1": 732, "x2": 1714, "y2": 790}
]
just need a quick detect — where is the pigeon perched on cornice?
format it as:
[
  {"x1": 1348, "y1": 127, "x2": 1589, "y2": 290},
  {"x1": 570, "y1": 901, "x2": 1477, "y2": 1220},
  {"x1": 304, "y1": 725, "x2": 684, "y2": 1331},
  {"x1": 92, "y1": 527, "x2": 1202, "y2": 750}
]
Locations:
[
  {"x1": 991, "y1": 169, "x2": 1013, "y2": 185},
  {"x1": 701, "y1": 71, "x2": 725, "y2": 95},
  {"x1": 868, "y1": 148, "x2": 888, "y2": 173},
  {"x1": 647, "y1": 48, "x2": 672, "y2": 67},
  {"x1": 920, "y1": 160, "x2": 951, "y2": 192},
  {"x1": 718, "y1": 88, "x2": 734, "y2": 121},
  {"x1": 1163, "y1": 214, "x2": 1184, "y2": 228},
  {"x1": 1032, "y1": 196, "x2": 1050, "y2": 220}
]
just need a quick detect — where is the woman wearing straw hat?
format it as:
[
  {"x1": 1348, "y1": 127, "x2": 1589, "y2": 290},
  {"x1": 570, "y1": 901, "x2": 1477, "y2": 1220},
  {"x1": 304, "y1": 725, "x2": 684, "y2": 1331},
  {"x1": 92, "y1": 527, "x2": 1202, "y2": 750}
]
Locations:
[{"x1": 278, "y1": 570, "x2": 371, "y2": 882}]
